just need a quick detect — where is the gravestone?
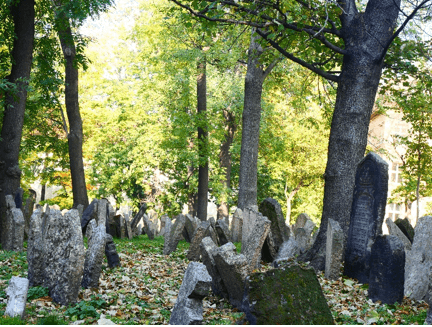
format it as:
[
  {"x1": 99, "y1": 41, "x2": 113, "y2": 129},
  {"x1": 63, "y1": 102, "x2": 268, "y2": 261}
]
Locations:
[
  {"x1": 405, "y1": 215, "x2": 432, "y2": 301},
  {"x1": 124, "y1": 214, "x2": 133, "y2": 239},
  {"x1": 42, "y1": 209, "x2": 85, "y2": 305},
  {"x1": 293, "y1": 213, "x2": 310, "y2": 231},
  {"x1": 241, "y1": 208, "x2": 271, "y2": 270},
  {"x1": 183, "y1": 214, "x2": 199, "y2": 243},
  {"x1": 163, "y1": 214, "x2": 186, "y2": 254},
  {"x1": 294, "y1": 228, "x2": 309, "y2": 253},
  {"x1": 23, "y1": 191, "x2": 36, "y2": 238},
  {"x1": 81, "y1": 199, "x2": 98, "y2": 234},
  {"x1": 344, "y1": 152, "x2": 389, "y2": 284},
  {"x1": 215, "y1": 219, "x2": 231, "y2": 245},
  {"x1": 187, "y1": 221, "x2": 211, "y2": 261},
  {"x1": 231, "y1": 208, "x2": 243, "y2": 243},
  {"x1": 213, "y1": 242, "x2": 250, "y2": 309},
  {"x1": 275, "y1": 238, "x2": 300, "y2": 261},
  {"x1": 259, "y1": 198, "x2": 290, "y2": 262},
  {"x1": 200, "y1": 236, "x2": 229, "y2": 298},
  {"x1": 241, "y1": 260, "x2": 334, "y2": 325},
  {"x1": 368, "y1": 235, "x2": 405, "y2": 304},
  {"x1": 159, "y1": 215, "x2": 169, "y2": 236},
  {"x1": 162, "y1": 217, "x2": 173, "y2": 255},
  {"x1": 27, "y1": 209, "x2": 45, "y2": 287},
  {"x1": 5, "y1": 276, "x2": 29, "y2": 319},
  {"x1": 386, "y1": 218, "x2": 412, "y2": 252},
  {"x1": 105, "y1": 234, "x2": 121, "y2": 268},
  {"x1": 169, "y1": 262, "x2": 212, "y2": 325},
  {"x1": 130, "y1": 203, "x2": 147, "y2": 230},
  {"x1": 14, "y1": 187, "x2": 24, "y2": 209},
  {"x1": 394, "y1": 218, "x2": 414, "y2": 243},
  {"x1": 325, "y1": 219, "x2": 344, "y2": 280},
  {"x1": 3, "y1": 195, "x2": 25, "y2": 251}
]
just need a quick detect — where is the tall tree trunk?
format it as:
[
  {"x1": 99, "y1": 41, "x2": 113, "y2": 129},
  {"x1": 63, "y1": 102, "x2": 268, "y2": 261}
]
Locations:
[
  {"x1": 54, "y1": 10, "x2": 89, "y2": 209},
  {"x1": 237, "y1": 32, "x2": 266, "y2": 210},
  {"x1": 300, "y1": 1, "x2": 400, "y2": 270},
  {"x1": 217, "y1": 110, "x2": 236, "y2": 220},
  {"x1": 196, "y1": 58, "x2": 208, "y2": 221},
  {"x1": 0, "y1": 0, "x2": 35, "y2": 245}
]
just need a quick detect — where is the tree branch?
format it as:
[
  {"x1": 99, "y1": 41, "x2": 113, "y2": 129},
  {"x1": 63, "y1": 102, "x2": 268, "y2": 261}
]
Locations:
[{"x1": 255, "y1": 29, "x2": 340, "y2": 82}]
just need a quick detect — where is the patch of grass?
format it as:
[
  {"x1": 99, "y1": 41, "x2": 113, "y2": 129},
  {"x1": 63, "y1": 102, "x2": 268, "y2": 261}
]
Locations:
[
  {"x1": 27, "y1": 286, "x2": 49, "y2": 301},
  {"x1": 233, "y1": 242, "x2": 242, "y2": 253},
  {"x1": 37, "y1": 314, "x2": 68, "y2": 325},
  {"x1": 0, "y1": 315, "x2": 27, "y2": 325}
]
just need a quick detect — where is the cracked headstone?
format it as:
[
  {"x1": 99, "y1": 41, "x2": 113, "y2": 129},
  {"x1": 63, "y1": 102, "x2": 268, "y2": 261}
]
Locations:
[
  {"x1": 241, "y1": 208, "x2": 271, "y2": 270},
  {"x1": 3, "y1": 195, "x2": 25, "y2": 251},
  {"x1": 344, "y1": 152, "x2": 388, "y2": 284},
  {"x1": 169, "y1": 262, "x2": 212, "y2": 325},
  {"x1": 405, "y1": 215, "x2": 432, "y2": 301},
  {"x1": 213, "y1": 242, "x2": 249, "y2": 308},
  {"x1": 325, "y1": 219, "x2": 344, "y2": 280},
  {"x1": 215, "y1": 219, "x2": 231, "y2": 246},
  {"x1": 5, "y1": 276, "x2": 29, "y2": 319},
  {"x1": 231, "y1": 208, "x2": 243, "y2": 243},
  {"x1": 42, "y1": 209, "x2": 85, "y2": 305},
  {"x1": 187, "y1": 221, "x2": 211, "y2": 261},
  {"x1": 200, "y1": 236, "x2": 229, "y2": 298},
  {"x1": 368, "y1": 234, "x2": 405, "y2": 304},
  {"x1": 241, "y1": 260, "x2": 334, "y2": 325}
]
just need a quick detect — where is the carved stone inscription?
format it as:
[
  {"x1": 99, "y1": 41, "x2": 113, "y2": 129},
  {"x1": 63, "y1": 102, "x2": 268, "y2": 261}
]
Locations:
[{"x1": 344, "y1": 152, "x2": 389, "y2": 284}]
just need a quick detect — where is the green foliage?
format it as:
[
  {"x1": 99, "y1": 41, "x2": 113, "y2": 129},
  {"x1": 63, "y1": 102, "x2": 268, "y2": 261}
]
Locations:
[
  {"x1": 64, "y1": 298, "x2": 104, "y2": 320},
  {"x1": 27, "y1": 286, "x2": 50, "y2": 302},
  {"x1": 37, "y1": 314, "x2": 68, "y2": 325},
  {"x1": 0, "y1": 316, "x2": 27, "y2": 325}
]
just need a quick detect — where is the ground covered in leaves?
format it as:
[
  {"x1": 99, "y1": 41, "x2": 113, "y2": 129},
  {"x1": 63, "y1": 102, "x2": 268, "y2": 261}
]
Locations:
[{"x1": 0, "y1": 235, "x2": 428, "y2": 325}]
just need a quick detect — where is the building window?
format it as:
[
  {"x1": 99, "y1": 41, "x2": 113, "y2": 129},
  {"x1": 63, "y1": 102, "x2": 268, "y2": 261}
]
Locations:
[
  {"x1": 387, "y1": 203, "x2": 402, "y2": 220},
  {"x1": 390, "y1": 162, "x2": 402, "y2": 183}
]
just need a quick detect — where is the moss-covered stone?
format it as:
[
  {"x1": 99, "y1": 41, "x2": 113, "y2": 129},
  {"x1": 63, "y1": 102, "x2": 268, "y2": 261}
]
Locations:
[
  {"x1": 242, "y1": 260, "x2": 334, "y2": 325},
  {"x1": 394, "y1": 218, "x2": 414, "y2": 243}
]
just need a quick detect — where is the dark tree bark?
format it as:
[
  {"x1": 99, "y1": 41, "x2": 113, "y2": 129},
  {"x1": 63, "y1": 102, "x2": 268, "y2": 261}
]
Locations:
[
  {"x1": 217, "y1": 109, "x2": 236, "y2": 220},
  {"x1": 54, "y1": 10, "x2": 89, "y2": 209},
  {"x1": 237, "y1": 30, "x2": 277, "y2": 210},
  {"x1": 299, "y1": 0, "x2": 401, "y2": 270},
  {"x1": 196, "y1": 58, "x2": 208, "y2": 221},
  {"x1": 0, "y1": 0, "x2": 35, "y2": 245}
]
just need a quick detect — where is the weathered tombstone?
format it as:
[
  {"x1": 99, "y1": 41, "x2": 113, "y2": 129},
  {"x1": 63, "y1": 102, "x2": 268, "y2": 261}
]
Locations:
[
  {"x1": 394, "y1": 218, "x2": 414, "y2": 243},
  {"x1": 5, "y1": 277, "x2": 29, "y2": 319},
  {"x1": 105, "y1": 234, "x2": 121, "y2": 268},
  {"x1": 183, "y1": 214, "x2": 199, "y2": 243},
  {"x1": 275, "y1": 238, "x2": 300, "y2": 261},
  {"x1": 259, "y1": 198, "x2": 290, "y2": 262},
  {"x1": 231, "y1": 208, "x2": 243, "y2": 243},
  {"x1": 23, "y1": 191, "x2": 36, "y2": 238},
  {"x1": 131, "y1": 203, "x2": 147, "y2": 230},
  {"x1": 213, "y1": 242, "x2": 250, "y2": 309},
  {"x1": 163, "y1": 217, "x2": 173, "y2": 255},
  {"x1": 158, "y1": 215, "x2": 168, "y2": 236},
  {"x1": 81, "y1": 199, "x2": 98, "y2": 234},
  {"x1": 294, "y1": 228, "x2": 309, "y2": 253},
  {"x1": 77, "y1": 204, "x2": 84, "y2": 220},
  {"x1": 27, "y1": 209, "x2": 44, "y2": 287},
  {"x1": 14, "y1": 187, "x2": 24, "y2": 209},
  {"x1": 368, "y1": 234, "x2": 405, "y2": 304},
  {"x1": 169, "y1": 262, "x2": 212, "y2": 325},
  {"x1": 405, "y1": 215, "x2": 432, "y2": 301},
  {"x1": 344, "y1": 152, "x2": 389, "y2": 284},
  {"x1": 293, "y1": 213, "x2": 310, "y2": 231},
  {"x1": 42, "y1": 209, "x2": 85, "y2": 305},
  {"x1": 200, "y1": 237, "x2": 229, "y2": 298},
  {"x1": 241, "y1": 260, "x2": 334, "y2": 325},
  {"x1": 163, "y1": 214, "x2": 186, "y2": 255},
  {"x1": 143, "y1": 214, "x2": 157, "y2": 240},
  {"x1": 82, "y1": 207, "x2": 107, "y2": 289},
  {"x1": 124, "y1": 214, "x2": 133, "y2": 239},
  {"x1": 386, "y1": 218, "x2": 412, "y2": 252},
  {"x1": 187, "y1": 221, "x2": 211, "y2": 261},
  {"x1": 215, "y1": 219, "x2": 231, "y2": 245},
  {"x1": 208, "y1": 216, "x2": 216, "y2": 230},
  {"x1": 118, "y1": 215, "x2": 126, "y2": 239},
  {"x1": 207, "y1": 225, "x2": 219, "y2": 246},
  {"x1": 3, "y1": 195, "x2": 25, "y2": 251},
  {"x1": 325, "y1": 219, "x2": 344, "y2": 280},
  {"x1": 241, "y1": 208, "x2": 271, "y2": 270}
]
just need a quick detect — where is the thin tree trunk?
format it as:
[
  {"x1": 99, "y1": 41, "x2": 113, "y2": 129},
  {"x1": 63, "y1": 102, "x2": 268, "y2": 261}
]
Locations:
[
  {"x1": 54, "y1": 10, "x2": 89, "y2": 209},
  {"x1": 300, "y1": 1, "x2": 400, "y2": 270},
  {"x1": 0, "y1": 0, "x2": 35, "y2": 245},
  {"x1": 196, "y1": 58, "x2": 208, "y2": 221},
  {"x1": 217, "y1": 110, "x2": 236, "y2": 220}
]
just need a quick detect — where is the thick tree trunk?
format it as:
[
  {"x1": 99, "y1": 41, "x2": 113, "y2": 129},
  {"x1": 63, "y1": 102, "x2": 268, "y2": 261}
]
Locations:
[
  {"x1": 237, "y1": 32, "x2": 266, "y2": 210},
  {"x1": 217, "y1": 110, "x2": 236, "y2": 220},
  {"x1": 196, "y1": 59, "x2": 208, "y2": 221},
  {"x1": 55, "y1": 12, "x2": 89, "y2": 209},
  {"x1": 300, "y1": 0, "x2": 400, "y2": 270},
  {"x1": 0, "y1": 0, "x2": 35, "y2": 245}
]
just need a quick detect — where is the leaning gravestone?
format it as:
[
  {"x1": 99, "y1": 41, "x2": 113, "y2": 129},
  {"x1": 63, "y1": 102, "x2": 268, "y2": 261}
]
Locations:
[
  {"x1": 27, "y1": 208, "x2": 45, "y2": 287},
  {"x1": 215, "y1": 219, "x2": 231, "y2": 246},
  {"x1": 368, "y1": 234, "x2": 405, "y2": 304},
  {"x1": 213, "y1": 242, "x2": 250, "y2": 309},
  {"x1": 5, "y1": 276, "x2": 29, "y2": 319},
  {"x1": 386, "y1": 218, "x2": 412, "y2": 252},
  {"x1": 325, "y1": 219, "x2": 344, "y2": 280},
  {"x1": 187, "y1": 221, "x2": 211, "y2": 261},
  {"x1": 183, "y1": 214, "x2": 199, "y2": 243},
  {"x1": 200, "y1": 237, "x2": 229, "y2": 299},
  {"x1": 42, "y1": 209, "x2": 85, "y2": 305},
  {"x1": 231, "y1": 208, "x2": 243, "y2": 243},
  {"x1": 241, "y1": 260, "x2": 334, "y2": 325},
  {"x1": 105, "y1": 234, "x2": 121, "y2": 268},
  {"x1": 344, "y1": 152, "x2": 389, "y2": 284},
  {"x1": 164, "y1": 214, "x2": 186, "y2": 254},
  {"x1": 259, "y1": 198, "x2": 290, "y2": 262},
  {"x1": 404, "y1": 215, "x2": 432, "y2": 301},
  {"x1": 394, "y1": 218, "x2": 414, "y2": 243},
  {"x1": 130, "y1": 203, "x2": 147, "y2": 231},
  {"x1": 275, "y1": 238, "x2": 300, "y2": 261},
  {"x1": 169, "y1": 262, "x2": 212, "y2": 325},
  {"x1": 81, "y1": 199, "x2": 98, "y2": 234},
  {"x1": 241, "y1": 208, "x2": 271, "y2": 270},
  {"x1": 3, "y1": 195, "x2": 25, "y2": 252}
]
